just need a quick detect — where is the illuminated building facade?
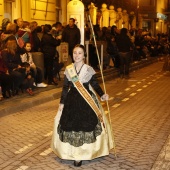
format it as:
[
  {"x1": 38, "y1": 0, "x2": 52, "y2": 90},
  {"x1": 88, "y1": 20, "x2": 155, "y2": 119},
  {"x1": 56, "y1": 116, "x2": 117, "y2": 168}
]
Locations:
[{"x1": 0, "y1": 0, "x2": 170, "y2": 35}]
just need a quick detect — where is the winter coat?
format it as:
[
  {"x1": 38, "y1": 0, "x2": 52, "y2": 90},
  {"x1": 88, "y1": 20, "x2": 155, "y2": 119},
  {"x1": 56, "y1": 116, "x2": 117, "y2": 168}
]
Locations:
[
  {"x1": 41, "y1": 33, "x2": 61, "y2": 59},
  {"x1": 62, "y1": 24, "x2": 80, "y2": 53},
  {"x1": 1, "y1": 49, "x2": 22, "y2": 73}
]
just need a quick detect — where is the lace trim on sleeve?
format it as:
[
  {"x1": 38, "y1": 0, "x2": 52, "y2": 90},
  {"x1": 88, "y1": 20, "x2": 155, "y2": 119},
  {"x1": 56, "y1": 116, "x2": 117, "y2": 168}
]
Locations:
[{"x1": 79, "y1": 65, "x2": 96, "y2": 83}]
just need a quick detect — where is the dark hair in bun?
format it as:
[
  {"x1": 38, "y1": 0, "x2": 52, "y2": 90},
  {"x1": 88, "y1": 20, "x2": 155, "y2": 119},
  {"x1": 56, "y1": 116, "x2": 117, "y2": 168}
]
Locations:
[{"x1": 74, "y1": 44, "x2": 87, "y2": 57}]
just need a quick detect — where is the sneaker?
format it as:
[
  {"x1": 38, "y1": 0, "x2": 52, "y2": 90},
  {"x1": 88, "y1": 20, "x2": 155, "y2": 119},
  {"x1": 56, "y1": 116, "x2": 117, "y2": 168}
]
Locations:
[
  {"x1": 33, "y1": 82, "x2": 36, "y2": 86},
  {"x1": 37, "y1": 82, "x2": 47, "y2": 87}
]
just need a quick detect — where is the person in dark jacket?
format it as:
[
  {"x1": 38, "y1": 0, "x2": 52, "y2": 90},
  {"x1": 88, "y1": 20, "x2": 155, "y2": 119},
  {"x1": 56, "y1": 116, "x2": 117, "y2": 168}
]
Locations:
[
  {"x1": 41, "y1": 24, "x2": 61, "y2": 85},
  {"x1": 1, "y1": 40, "x2": 25, "y2": 95},
  {"x1": 0, "y1": 54, "x2": 13, "y2": 98},
  {"x1": 62, "y1": 18, "x2": 81, "y2": 62},
  {"x1": 21, "y1": 62, "x2": 34, "y2": 95},
  {"x1": 30, "y1": 21, "x2": 41, "y2": 52},
  {"x1": 116, "y1": 28, "x2": 133, "y2": 79}
]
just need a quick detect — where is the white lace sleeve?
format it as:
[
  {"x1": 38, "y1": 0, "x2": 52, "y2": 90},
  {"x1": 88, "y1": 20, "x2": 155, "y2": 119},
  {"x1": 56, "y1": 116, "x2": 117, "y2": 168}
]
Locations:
[
  {"x1": 64, "y1": 64, "x2": 96, "y2": 83},
  {"x1": 79, "y1": 65, "x2": 96, "y2": 83}
]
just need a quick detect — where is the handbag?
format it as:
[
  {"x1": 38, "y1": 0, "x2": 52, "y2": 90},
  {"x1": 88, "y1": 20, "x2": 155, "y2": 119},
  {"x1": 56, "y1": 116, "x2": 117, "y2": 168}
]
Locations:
[
  {"x1": 17, "y1": 37, "x2": 25, "y2": 48},
  {"x1": 15, "y1": 32, "x2": 27, "y2": 48}
]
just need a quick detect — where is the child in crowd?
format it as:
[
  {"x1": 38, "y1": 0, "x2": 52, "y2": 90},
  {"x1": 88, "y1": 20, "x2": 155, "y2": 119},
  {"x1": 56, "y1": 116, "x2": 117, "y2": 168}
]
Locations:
[
  {"x1": 20, "y1": 42, "x2": 47, "y2": 87},
  {"x1": 21, "y1": 62, "x2": 34, "y2": 95}
]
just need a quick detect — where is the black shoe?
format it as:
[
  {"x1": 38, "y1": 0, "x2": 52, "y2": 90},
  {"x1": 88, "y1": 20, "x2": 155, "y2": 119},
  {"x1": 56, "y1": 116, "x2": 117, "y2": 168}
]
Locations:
[
  {"x1": 124, "y1": 75, "x2": 130, "y2": 79},
  {"x1": 74, "y1": 161, "x2": 82, "y2": 167},
  {"x1": 119, "y1": 74, "x2": 124, "y2": 79},
  {"x1": 48, "y1": 81, "x2": 58, "y2": 85},
  {"x1": 12, "y1": 89, "x2": 19, "y2": 96},
  {"x1": 2, "y1": 89, "x2": 12, "y2": 98}
]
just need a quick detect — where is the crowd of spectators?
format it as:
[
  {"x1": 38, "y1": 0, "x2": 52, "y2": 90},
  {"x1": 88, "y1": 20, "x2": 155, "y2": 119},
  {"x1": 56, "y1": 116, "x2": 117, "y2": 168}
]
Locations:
[
  {"x1": 0, "y1": 18, "x2": 64, "y2": 100},
  {"x1": 0, "y1": 17, "x2": 170, "y2": 100},
  {"x1": 85, "y1": 25, "x2": 170, "y2": 73}
]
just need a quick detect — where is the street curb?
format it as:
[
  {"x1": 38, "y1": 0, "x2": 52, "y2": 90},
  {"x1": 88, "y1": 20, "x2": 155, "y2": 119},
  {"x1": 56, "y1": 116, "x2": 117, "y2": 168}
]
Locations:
[
  {"x1": 0, "y1": 89, "x2": 61, "y2": 117},
  {"x1": 97, "y1": 57, "x2": 158, "y2": 81}
]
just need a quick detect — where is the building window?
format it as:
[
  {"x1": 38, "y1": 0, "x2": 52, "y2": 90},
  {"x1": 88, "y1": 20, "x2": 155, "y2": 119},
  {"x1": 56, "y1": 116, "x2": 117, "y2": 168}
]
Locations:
[
  {"x1": 56, "y1": 0, "x2": 61, "y2": 22},
  {"x1": 141, "y1": 0, "x2": 152, "y2": 6}
]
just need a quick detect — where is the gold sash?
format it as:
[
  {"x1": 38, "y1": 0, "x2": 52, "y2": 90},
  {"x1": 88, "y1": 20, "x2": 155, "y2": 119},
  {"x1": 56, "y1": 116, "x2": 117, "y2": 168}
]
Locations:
[{"x1": 66, "y1": 64, "x2": 104, "y2": 124}]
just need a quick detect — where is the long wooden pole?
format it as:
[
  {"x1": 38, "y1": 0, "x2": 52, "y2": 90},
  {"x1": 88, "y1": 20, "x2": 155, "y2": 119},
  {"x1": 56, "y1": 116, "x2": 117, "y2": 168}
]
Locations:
[{"x1": 88, "y1": 15, "x2": 117, "y2": 157}]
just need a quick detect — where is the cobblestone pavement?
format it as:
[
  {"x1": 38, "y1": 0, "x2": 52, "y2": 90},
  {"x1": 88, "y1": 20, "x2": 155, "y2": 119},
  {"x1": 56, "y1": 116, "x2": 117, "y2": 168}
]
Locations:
[{"x1": 0, "y1": 61, "x2": 170, "y2": 170}]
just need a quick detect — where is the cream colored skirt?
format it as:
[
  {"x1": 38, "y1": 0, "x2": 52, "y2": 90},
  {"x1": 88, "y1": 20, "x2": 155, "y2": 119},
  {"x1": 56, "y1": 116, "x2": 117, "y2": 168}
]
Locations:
[{"x1": 51, "y1": 108, "x2": 114, "y2": 161}]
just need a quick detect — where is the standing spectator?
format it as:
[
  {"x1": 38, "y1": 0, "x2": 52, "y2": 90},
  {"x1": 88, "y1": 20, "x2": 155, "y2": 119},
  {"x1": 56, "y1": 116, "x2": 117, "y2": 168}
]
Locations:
[
  {"x1": 1, "y1": 18, "x2": 11, "y2": 33},
  {"x1": 15, "y1": 18, "x2": 33, "y2": 48},
  {"x1": 16, "y1": 18, "x2": 23, "y2": 32},
  {"x1": 36, "y1": 26, "x2": 43, "y2": 42},
  {"x1": 116, "y1": 28, "x2": 133, "y2": 79},
  {"x1": 1, "y1": 40, "x2": 25, "y2": 95},
  {"x1": 20, "y1": 42, "x2": 47, "y2": 87},
  {"x1": 30, "y1": 21, "x2": 41, "y2": 52},
  {"x1": 0, "y1": 23, "x2": 17, "y2": 50},
  {"x1": 62, "y1": 18, "x2": 80, "y2": 62},
  {"x1": 106, "y1": 34, "x2": 120, "y2": 69},
  {"x1": 85, "y1": 24, "x2": 91, "y2": 41},
  {"x1": 110, "y1": 25, "x2": 119, "y2": 39},
  {"x1": 41, "y1": 24, "x2": 61, "y2": 85},
  {"x1": 51, "y1": 22, "x2": 63, "y2": 39},
  {"x1": 51, "y1": 22, "x2": 63, "y2": 83},
  {"x1": 53, "y1": 50, "x2": 64, "y2": 82}
]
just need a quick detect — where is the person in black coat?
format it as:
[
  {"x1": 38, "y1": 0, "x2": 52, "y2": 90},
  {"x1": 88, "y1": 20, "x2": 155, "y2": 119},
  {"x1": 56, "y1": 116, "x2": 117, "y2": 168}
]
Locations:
[
  {"x1": 41, "y1": 24, "x2": 61, "y2": 84},
  {"x1": 62, "y1": 18, "x2": 81, "y2": 62},
  {"x1": 116, "y1": 28, "x2": 133, "y2": 78}
]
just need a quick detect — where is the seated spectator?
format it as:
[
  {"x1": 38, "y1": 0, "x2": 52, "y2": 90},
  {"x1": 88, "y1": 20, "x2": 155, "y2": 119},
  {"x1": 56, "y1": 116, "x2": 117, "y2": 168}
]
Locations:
[
  {"x1": 1, "y1": 40, "x2": 25, "y2": 95},
  {"x1": 20, "y1": 42, "x2": 47, "y2": 87},
  {"x1": 0, "y1": 54, "x2": 13, "y2": 98},
  {"x1": 21, "y1": 62, "x2": 34, "y2": 95}
]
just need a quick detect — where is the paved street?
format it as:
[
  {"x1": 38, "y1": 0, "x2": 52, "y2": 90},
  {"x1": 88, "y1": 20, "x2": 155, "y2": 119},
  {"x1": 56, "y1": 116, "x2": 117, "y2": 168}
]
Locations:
[{"x1": 0, "y1": 61, "x2": 170, "y2": 170}]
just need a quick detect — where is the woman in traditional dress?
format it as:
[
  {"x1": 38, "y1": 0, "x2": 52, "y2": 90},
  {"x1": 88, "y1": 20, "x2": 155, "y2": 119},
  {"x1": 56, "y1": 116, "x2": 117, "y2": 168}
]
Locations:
[{"x1": 51, "y1": 44, "x2": 114, "y2": 167}]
